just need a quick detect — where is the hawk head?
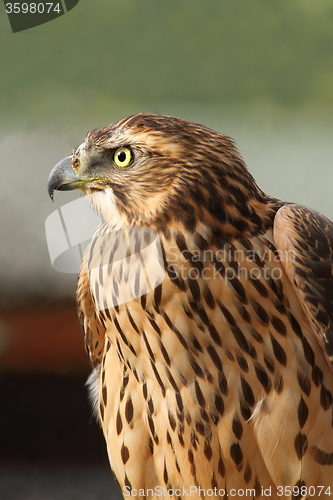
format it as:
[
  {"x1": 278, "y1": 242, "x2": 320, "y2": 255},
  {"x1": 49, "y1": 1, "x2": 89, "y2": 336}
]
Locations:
[{"x1": 48, "y1": 113, "x2": 275, "y2": 237}]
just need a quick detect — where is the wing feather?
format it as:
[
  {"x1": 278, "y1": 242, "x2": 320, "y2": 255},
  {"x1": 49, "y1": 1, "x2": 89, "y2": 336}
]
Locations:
[{"x1": 273, "y1": 203, "x2": 333, "y2": 361}]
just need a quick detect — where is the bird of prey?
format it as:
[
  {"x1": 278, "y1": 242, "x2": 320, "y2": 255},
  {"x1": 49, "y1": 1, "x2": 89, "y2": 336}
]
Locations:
[{"x1": 48, "y1": 114, "x2": 333, "y2": 499}]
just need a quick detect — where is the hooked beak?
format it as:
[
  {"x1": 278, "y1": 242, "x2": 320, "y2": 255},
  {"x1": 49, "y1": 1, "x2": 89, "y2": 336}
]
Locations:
[{"x1": 47, "y1": 156, "x2": 86, "y2": 201}]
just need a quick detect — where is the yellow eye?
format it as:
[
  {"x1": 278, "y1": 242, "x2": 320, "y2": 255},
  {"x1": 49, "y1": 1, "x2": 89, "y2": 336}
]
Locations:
[{"x1": 113, "y1": 147, "x2": 132, "y2": 168}]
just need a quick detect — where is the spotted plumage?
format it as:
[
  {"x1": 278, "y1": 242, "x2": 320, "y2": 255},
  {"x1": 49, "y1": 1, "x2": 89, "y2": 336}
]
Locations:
[{"x1": 48, "y1": 114, "x2": 333, "y2": 499}]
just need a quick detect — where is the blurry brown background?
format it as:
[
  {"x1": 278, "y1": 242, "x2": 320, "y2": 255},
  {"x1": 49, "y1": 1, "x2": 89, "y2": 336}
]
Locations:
[{"x1": 1, "y1": 1, "x2": 333, "y2": 498}]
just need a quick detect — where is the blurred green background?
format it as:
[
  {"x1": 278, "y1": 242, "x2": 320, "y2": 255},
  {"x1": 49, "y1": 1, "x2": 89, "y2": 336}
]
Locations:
[
  {"x1": 0, "y1": 1, "x2": 333, "y2": 498},
  {"x1": 2, "y1": 0, "x2": 333, "y2": 126}
]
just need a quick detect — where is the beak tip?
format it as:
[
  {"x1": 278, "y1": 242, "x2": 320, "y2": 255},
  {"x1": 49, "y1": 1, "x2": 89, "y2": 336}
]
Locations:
[
  {"x1": 47, "y1": 181, "x2": 55, "y2": 201},
  {"x1": 47, "y1": 156, "x2": 75, "y2": 201}
]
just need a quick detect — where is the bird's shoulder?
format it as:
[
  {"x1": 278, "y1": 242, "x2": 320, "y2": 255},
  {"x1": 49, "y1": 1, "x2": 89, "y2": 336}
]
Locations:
[{"x1": 273, "y1": 203, "x2": 333, "y2": 361}]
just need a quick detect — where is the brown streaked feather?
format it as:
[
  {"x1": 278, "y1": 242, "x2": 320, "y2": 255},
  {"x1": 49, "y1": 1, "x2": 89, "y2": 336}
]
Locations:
[
  {"x1": 77, "y1": 257, "x2": 105, "y2": 367},
  {"x1": 274, "y1": 204, "x2": 333, "y2": 360}
]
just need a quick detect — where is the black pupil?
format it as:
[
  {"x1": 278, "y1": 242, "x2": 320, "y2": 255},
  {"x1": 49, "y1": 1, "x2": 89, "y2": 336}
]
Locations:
[{"x1": 118, "y1": 150, "x2": 127, "y2": 163}]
